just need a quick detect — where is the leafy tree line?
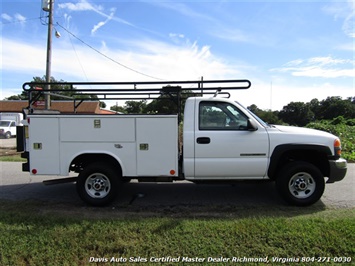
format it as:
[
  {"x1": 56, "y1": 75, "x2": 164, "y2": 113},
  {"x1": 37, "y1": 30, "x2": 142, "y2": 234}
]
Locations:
[
  {"x1": 110, "y1": 99, "x2": 178, "y2": 114},
  {"x1": 248, "y1": 96, "x2": 355, "y2": 127},
  {"x1": 248, "y1": 97, "x2": 355, "y2": 161},
  {"x1": 110, "y1": 91, "x2": 198, "y2": 116},
  {"x1": 112, "y1": 95, "x2": 355, "y2": 128}
]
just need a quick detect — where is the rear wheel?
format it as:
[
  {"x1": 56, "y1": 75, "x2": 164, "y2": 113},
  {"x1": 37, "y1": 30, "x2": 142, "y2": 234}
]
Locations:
[
  {"x1": 276, "y1": 162, "x2": 325, "y2": 206},
  {"x1": 76, "y1": 163, "x2": 121, "y2": 206}
]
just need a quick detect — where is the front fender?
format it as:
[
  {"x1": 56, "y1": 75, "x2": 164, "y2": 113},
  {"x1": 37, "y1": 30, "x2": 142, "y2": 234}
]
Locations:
[{"x1": 268, "y1": 144, "x2": 332, "y2": 179}]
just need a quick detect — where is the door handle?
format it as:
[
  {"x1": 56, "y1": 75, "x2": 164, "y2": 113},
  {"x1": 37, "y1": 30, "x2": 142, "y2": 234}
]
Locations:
[{"x1": 196, "y1": 137, "x2": 210, "y2": 144}]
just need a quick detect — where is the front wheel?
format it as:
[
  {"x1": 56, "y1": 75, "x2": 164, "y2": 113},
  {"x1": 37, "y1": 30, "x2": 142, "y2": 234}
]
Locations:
[
  {"x1": 76, "y1": 163, "x2": 121, "y2": 206},
  {"x1": 5, "y1": 132, "x2": 11, "y2": 139},
  {"x1": 276, "y1": 162, "x2": 325, "y2": 206}
]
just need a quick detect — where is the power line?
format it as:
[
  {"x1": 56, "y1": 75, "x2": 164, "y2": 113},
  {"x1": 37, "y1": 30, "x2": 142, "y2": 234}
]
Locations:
[
  {"x1": 0, "y1": 17, "x2": 40, "y2": 25},
  {"x1": 56, "y1": 22, "x2": 165, "y2": 81},
  {"x1": 68, "y1": 32, "x2": 90, "y2": 83}
]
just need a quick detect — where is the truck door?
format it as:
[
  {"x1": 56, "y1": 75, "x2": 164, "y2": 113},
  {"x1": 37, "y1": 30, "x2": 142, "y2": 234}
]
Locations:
[{"x1": 193, "y1": 100, "x2": 269, "y2": 179}]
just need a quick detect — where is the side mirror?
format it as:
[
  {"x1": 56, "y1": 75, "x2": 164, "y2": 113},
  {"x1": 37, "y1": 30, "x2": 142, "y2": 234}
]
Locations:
[{"x1": 247, "y1": 119, "x2": 258, "y2": 131}]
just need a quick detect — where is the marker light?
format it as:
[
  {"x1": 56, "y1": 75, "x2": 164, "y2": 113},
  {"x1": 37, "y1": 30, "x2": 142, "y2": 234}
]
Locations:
[{"x1": 334, "y1": 139, "x2": 342, "y2": 156}]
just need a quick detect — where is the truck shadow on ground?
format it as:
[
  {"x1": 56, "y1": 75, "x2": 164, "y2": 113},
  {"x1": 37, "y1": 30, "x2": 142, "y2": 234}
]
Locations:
[
  {"x1": 0, "y1": 180, "x2": 327, "y2": 219},
  {"x1": 114, "y1": 181, "x2": 327, "y2": 218}
]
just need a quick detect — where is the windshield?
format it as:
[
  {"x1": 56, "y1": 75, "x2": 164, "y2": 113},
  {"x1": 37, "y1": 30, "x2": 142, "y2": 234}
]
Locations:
[
  {"x1": 0, "y1": 121, "x2": 11, "y2": 127},
  {"x1": 235, "y1": 102, "x2": 270, "y2": 128}
]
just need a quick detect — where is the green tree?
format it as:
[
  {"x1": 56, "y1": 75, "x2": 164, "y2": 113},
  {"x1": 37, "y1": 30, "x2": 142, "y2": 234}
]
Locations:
[
  {"x1": 259, "y1": 110, "x2": 282, "y2": 124},
  {"x1": 146, "y1": 90, "x2": 197, "y2": 118},
  {"x1": 317, "y1": 96, "x2": 355, "y2": 120},
  {"x1": 146, "y1": 95, "x2": 178, "y2": 114},
  {"x1": 110, "y1": 104, "x2": 126, "y2": 114},
  {"x1": 248, "y1": 104, "x2": 261, "y2": 114},
  {"x1": 247, "y1": 105, "x2": 282, "y2": 125},
  {"x1": 4, "y1": 94, "x2": 26, "y2": 100},
  {"x1": 110, "y1": 90, "x2": 197, "y2": 120},
  {"x1": 124, "y1": 100, "x2": 147, "y2": 114},
  {"x1": 309, "y1": 98, "x2": 321, "y2": 118},
  {"x1": 278, "y1": 102, "x2": 314, "y2": 126}
]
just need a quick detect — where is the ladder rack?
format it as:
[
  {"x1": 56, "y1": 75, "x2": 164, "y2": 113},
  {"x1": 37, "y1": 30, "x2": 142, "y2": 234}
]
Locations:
[{"x1": 22, "y1": 79, "x2": 251, "y2": 121}]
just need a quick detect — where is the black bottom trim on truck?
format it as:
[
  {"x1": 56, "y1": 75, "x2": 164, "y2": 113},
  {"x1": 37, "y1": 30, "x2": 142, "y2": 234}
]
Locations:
[
  {"x1": 16, "y1": 126, "x2": 25, "y2": 152},
  {"x1": 22, "y1": 162, "x2": 29, "y2": 172},
  {"x1": 327, "y1": 159, "x2": 347, "y2": 183},
  {"x1": 21, "y1": 152, "x2": 29, "y2": 172},
  {"x1": 43, "y1": 177, "x2": 78, "y2": 185},
  {"x1": 16, "y1": 126, "x2": 30, "y2": 172}
]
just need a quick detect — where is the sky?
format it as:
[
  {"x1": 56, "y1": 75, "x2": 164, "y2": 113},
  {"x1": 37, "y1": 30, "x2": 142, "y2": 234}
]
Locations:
[{"x1": 1, "y1": 0, "x2": 354, "y2": 111}]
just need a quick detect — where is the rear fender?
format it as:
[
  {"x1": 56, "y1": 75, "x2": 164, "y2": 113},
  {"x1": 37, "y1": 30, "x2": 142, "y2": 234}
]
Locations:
[{"x1": 67, "y1": 151, "x2": 125, "y2": 176}]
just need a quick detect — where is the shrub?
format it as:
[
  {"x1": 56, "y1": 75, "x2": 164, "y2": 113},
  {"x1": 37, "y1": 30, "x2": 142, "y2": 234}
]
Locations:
[{"x1": 306, "y1": 118, "x2": 355, "y2": 162}]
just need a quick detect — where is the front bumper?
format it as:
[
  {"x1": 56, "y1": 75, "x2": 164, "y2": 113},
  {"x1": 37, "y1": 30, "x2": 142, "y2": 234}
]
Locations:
[{"x1": 327, "y1": 158, "x2": 347, "y2": 183}]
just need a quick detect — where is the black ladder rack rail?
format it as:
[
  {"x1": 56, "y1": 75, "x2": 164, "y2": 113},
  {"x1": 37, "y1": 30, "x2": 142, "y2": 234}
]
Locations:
[{"x1": 22, "y1": 79, "x2": 251, "y2": 121}]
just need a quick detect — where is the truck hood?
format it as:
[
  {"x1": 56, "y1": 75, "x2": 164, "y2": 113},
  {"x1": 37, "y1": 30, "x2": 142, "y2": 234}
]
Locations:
[
  {"x1": 271, "y1": 125, "x2": 333, "y2": 138},
  {"x1": 267, "y1": 125, "x2": 337, "y2": 152}
]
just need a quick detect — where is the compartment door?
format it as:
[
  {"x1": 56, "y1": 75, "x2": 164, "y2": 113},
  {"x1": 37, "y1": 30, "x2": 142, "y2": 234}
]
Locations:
[
  {"x1": 29, "y1": 117, "x2": 60, "y2": 175},
  {"x1": 136, "y1": 117, "x2": 178, "y2": 176}
]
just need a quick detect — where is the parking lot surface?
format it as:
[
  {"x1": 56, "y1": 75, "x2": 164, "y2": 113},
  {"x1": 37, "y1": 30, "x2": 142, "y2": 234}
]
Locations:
[{"x1": 0, "y1": 161, "x2": 354, "y2": 211}]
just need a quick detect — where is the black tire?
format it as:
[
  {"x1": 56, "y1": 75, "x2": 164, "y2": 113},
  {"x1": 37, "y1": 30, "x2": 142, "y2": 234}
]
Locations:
[
  {"x1": 76, "y1": 162, "x2": 121, "y2": 206},
  {"x1": 276, "y1": 162, "x2": 325, "y2": 206}
]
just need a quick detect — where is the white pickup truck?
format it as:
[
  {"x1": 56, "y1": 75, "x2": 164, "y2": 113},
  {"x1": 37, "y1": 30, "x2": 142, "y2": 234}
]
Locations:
[{"x1": 17, "y1": 80, "x2": 347, "y2": 206}]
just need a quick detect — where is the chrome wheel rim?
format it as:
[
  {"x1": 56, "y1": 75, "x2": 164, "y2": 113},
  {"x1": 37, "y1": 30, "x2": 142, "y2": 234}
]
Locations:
[
  {"x1": 288, "y1": 172, "x2": 316, "y2": 199},
  {"x1": 85, "y1": 173, "x2": 111, "y2": 199}
]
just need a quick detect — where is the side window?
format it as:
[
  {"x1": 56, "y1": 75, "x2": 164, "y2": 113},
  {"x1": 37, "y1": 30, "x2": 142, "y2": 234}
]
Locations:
[
  {"x1": 199, "y1": 101, "x2": 248, "y2": 130},
  {"x1": 10, "y1": 122, "x2": 16, "y2": 127}
]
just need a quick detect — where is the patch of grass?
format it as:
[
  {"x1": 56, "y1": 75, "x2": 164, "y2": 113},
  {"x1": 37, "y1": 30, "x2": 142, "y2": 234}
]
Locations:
[
  {"x1": 0, "y1": 201, "x2": 354, "y2": 265},
  {"x1": 0, "y1": 148, "x2": 25, "y2": 162},
  {"x1": 0, "y1": 154, "x2": 26, "y2": 162}
]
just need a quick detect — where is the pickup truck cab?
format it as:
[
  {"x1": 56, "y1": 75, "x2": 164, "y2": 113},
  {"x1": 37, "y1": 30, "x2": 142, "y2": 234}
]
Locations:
[{"x1": 17, "y1": 80, "x2": 347, "y2": 207}]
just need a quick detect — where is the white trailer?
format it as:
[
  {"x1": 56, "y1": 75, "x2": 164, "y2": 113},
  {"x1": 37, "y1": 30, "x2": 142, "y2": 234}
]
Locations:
[{"x1": 0, "y1": 112, "x2": 23, "y2": 125}]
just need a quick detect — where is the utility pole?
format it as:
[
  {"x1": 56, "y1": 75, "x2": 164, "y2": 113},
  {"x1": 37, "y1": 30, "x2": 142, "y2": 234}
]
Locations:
[{"x1": 44, "y1": 0, "x2": 53, "y2": 109}]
